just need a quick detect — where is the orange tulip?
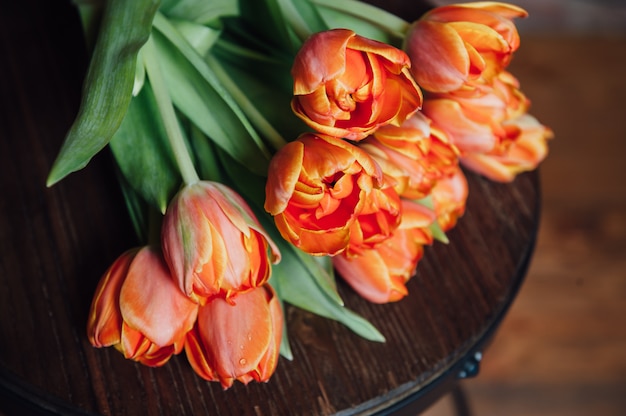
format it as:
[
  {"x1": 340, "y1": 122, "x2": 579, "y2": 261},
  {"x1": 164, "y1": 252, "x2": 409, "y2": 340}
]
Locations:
[
  {"x1": 421, "y1": 71, "x2": 529, "y2": 154},
  {"x1": 404, "y1": 2, "x2": 527, "y2": 93},
  {"x1": 361, "y1": 111, "x2": 459, "y2": 199},
  {"x1": 87, "y1": 247, "x2": 198, "y2": 367},
  {"x1": 264, "y1": 133, "x2": 385, "y2": 256},
  {"x1": 346, "y1": 179, "x2": 402, "y2": 256},
  {"x1": 430, "y1": 166, "x2": 468, "y2": 231},
  {"x1": 333, "y1": 199, "x2": 435, "y2": 303},
  {"x1": 162, "y1": 181, "x2": 280, "y2": 303},
  {"x1": 461, "y1": 114, "x2": 553, "y2": 182},
  {"x1": 291, "y1": 29, "x2": 422, "y2": 141},
  {"x1": 184, "y1": 284, "x2": 283, "y2": 389}
]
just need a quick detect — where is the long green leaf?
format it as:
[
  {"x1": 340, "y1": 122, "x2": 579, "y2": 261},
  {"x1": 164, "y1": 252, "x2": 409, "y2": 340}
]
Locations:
[
  {"x1": 152, "y1": 13, "x2": 271, "y2": 175},
  {"x1": 311, "y1": 0, "x2": 410, "y2": 40},
  {"x1": 277, "y1": 297, "x2": 294, "y2": 360},
  {"x1": 235, "y1": 0, "x2": 297, "y2": 53},
  {"x1": 109, "y1": 82, "x2": 181, "y2": 213},
  {"x1": 47, "y1": 0, "x2": 160, "y2": 186},
  {"x1": 159, "y1": 0, "x2": 239, "y2": 25},
  {"x1": 270, "y1": 238, "x2": 385, "y2": 342},
  {"x1": 114, "y1": 167, "x2": 148, "y2": 244},
  {"x1": 170, "y1": 18, "x2": 221, "y2": 56},
  {"x1": 278, "y1": 0, "x2": 328, "y2": 39}
]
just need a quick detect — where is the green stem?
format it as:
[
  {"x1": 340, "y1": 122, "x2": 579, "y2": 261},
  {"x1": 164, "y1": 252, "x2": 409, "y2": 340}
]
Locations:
[
  {"x1": 277, "y1": 0, "x2": 314, "y2": 42},
  {"x1": 204, "y1": 54, "x2": 288, "y2": 152},
  {"x1": 143, "y1": 35, "x2": 200, "y2": 185}
]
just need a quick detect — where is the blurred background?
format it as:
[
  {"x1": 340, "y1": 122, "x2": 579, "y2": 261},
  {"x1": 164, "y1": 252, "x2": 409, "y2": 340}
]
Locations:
[{"x1": 425, "y1": 0, "x2": 626, "y2": 415}]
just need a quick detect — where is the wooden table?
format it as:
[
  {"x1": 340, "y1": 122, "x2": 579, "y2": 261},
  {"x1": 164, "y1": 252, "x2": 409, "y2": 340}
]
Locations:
[{"x1": 0, "y1": 1, "x2": 541, "y2": 415}]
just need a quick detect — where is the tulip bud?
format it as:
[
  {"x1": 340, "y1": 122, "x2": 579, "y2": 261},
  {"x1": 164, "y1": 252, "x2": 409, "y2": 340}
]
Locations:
[
  {"x1": 162, "y1": 181, "x2": 280, "y2": 303},
  {"x1": 461, "y1": 114, "x2": 553, "y2": 182},
  {"x1": 184, "y1": 284, "x2": 283, "y2": 389},
  {"x1": 404, "y1": 2, "x2": 527, "y2": 93},
  {"x1": 87, "y1": 247, "x2": 198, "y2": 366}
]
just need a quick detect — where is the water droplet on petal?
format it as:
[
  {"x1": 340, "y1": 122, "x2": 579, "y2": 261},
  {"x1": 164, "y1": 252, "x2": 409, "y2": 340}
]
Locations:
[{"x1": 239, "y1": 358, "x2": 247, "y2": 366}]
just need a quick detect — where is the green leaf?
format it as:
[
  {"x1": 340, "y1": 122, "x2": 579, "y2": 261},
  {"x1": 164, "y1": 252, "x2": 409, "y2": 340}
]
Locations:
[
  {"x1": 429, "y1": 221, "x2": 449, "y2": 244},
  {"x1": 152, "y1": 13, "x2": 271, "y2": 176},
  {"x1": 316, "y1": 6, "x2": 401, "y2": 45},
  {"x1": 311, "y1": 0, "x2": 410, "y2": 43},
  {"x1": 47, "y1": 0, "x2": 161, "y2": 186},
  {"x1": 114, "y1": 167, "x2": 148, "y2": 244},
  {"x1": 73, "y1": 0, "x2": 104, "y2": 51},
  {"x1": 170, "y1": 18, "x2": 221, "y2": 56},
  {"x1": 186, "y1": 124, "x2": 225, "y2": 183},
  {"x1": 414, "y1": 195, "x2": 449, "y2": 243},
  {"x1": 277, "y1": 0, "x2": 329, "y2": 41},
  {"x1": 234, "y1": 0, "x2": 298, "y2": 53},
  {"x1": 270, "y1": 238, "x2": 385, "y2": 342},
  {"x1": 132, "y1": 47, "x2": 146, "y2": 96},
  {"x1": 277, "y1": 297, "x2": 294, "y2": 360},
  {"x1": 109, "y1": 81, "x2": 181, "y2": 214},
  {"x1": 159, "y1": 0, "x2": 239, "y2": 25},
  {"x1": 210, "y1": 49, "x2": 303, "y2": 143}
]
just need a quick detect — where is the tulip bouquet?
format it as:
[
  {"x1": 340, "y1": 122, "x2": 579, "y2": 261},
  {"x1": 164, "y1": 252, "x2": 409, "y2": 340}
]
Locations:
[{"x1": 47, "y1": 0, "x2": 552, "y2": 388}]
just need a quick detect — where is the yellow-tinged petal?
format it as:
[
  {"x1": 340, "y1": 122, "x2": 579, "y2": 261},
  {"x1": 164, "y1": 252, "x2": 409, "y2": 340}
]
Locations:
[
  {"x1": 265, "y1": 140, "x2": 304, "y2": 215},
  {"x1": 87, "y1": 249, "x2": 136, "y2": 348}
]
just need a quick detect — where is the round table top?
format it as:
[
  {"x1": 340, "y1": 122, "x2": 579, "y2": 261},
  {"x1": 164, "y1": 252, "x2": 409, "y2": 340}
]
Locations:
[{"x1": 0, "y1": 1, "x2": 540, "y2": 415}]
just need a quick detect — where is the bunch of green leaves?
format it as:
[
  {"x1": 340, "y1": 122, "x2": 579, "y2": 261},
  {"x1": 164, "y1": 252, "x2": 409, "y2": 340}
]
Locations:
[{"x1": 48, "y1": 0, "x2": 420, "y2": 358}]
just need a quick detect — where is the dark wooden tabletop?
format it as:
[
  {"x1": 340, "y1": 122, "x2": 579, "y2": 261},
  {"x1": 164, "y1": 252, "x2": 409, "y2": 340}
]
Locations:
[{"x1": 0, "y1": 1, "x2": 540, "y2": 415}]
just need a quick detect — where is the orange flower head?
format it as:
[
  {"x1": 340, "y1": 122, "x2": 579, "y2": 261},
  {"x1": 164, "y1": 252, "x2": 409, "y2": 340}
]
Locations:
[
  {"x1": 291, "y1": 29, "x2": 423, "y2": 141},
  {"x1": 346, "y1": 178, "x2": 402, "y2": 256},
  {"x1": 431, "y1": 166, "x2": 469, "y2": 231},
  {"x1": 333, "y1": 199, "x2": 436, "y2": 303},
  {"x1": 404, "y1": 2, "x2": 527, "y2": 93},
  {"x1": 87, "y1": 247, "x2": 199, "y2": 367},
  {"x1": 361, "y1": 111, "x2": 459, "y2": 199},
  {"x1": 422, "y1": 71, "x2": 529, "y2": 155},
  {"x1": 264, "y1": 133, "x2": 387, "y2": 256},
  {"x1": 461, "y1": 113, "x2": 553, "y2": 182},
  {"x1": 161, "y1": 181, "x2": 280, "y2": 304},
  {"x1": 184, "y1": 284, "x2": 283, "y2": 389}
]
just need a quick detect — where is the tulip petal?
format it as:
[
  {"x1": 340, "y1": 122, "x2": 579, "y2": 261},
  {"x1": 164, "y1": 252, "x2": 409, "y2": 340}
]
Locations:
[
  {"x1": 423, "y1": 98, "x2": 497, "y2": 153},
  {"x1": 406, "y1": 20, "x2": 469, "y2": 93},
  {"x1": 187, "y1": 285, "x2": 282, "y2": 388},
  {"x1": 120, "y1": 247, "x2": 198, "y2": 347},
  {"x1": 264, "y1": 140, "x2": 304, "y2": 215},
  {"x1": 292, "y1": 29, "x2": 353, "y2": 95},
  {"x1": 87, "y1": 249, "x2": 137, "y2": 348}
]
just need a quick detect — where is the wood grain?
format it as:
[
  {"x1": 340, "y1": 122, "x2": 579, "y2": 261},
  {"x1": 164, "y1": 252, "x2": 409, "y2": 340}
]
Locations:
[{"x1": 425, "y1": 35, "x2": 626, "y2": 416}]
